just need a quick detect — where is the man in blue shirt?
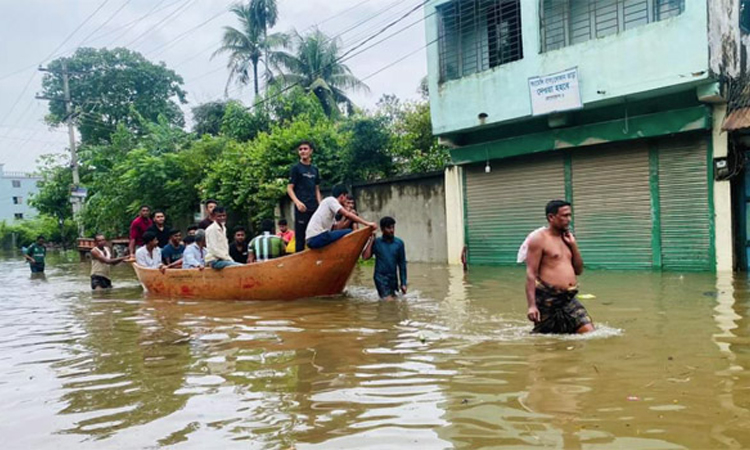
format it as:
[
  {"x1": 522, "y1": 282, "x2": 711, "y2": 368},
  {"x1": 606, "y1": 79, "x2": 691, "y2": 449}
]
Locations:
[
  {"x1": 362, "y1": 216, "x2": 407, "y2": 301},
  {"x1": 161, "y1": 229, "x2": 185, "y2": 267}
]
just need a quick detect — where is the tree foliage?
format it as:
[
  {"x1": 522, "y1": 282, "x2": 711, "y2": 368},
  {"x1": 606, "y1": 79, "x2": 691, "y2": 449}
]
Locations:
[
  {"x1": 273, "y1": 29, "x2": 369, "y2": 116},
  {"x1": 41, "y1": 47, "x2": 187, "y2": 144},
  {"x1": 213, "y1": 1, "x2": 287, "y2": 96}
]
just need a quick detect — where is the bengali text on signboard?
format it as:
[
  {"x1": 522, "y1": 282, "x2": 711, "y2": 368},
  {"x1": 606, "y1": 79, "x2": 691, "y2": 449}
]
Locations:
[{"x1": 528, "y1": 68, "x2": 582, "y2": 116}]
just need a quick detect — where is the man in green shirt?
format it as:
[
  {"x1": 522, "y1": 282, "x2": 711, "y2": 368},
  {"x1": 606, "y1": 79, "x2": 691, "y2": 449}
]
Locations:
[
  {"x1": 248, "y1": 219, "x2": 286, "y2": 263},
  {"x1": 24, "y1": 235, "x2": 47, "y2": 273}
]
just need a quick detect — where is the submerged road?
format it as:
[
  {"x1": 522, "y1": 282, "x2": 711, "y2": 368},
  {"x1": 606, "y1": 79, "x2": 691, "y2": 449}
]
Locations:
[{"x1": 0, "y1": 252, "x2": 748, "y2": 449}]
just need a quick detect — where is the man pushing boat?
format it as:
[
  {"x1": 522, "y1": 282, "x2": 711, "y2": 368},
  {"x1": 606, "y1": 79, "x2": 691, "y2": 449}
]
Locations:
[{"x1": 523, "y1": 200, "x2": 594, "y2": 334}]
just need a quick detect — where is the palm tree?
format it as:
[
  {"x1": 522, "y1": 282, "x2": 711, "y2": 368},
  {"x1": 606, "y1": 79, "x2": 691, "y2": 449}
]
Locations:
[
  {"x1": 273, "y1": 29, "x2": 370, "y2": 116},
  {"x1": 213, "y1": 2, "x2": 286, "y2": 97}
]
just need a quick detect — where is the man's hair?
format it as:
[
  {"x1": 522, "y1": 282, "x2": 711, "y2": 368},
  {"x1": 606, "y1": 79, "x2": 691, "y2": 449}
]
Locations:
[
  {"x1": 95, "y1": 233, "x2": 105, "y2": 240},
  {"x1": 278, "y1": 218, "x2": 288, "y2": 226},
  {"x1": 143, "y1": 231, "x2": 157, "y2": 243},
  {"x1": 37, "y1": 235, "x2": 45, "y2": 240},
  {"x1": 545, "y1": 200, "x2": 571, "y2": 218},
  {"x1": 261, "y1": 219, "x2": 275, "y2": 233},
  {"x1": 346, "y1": 193, "x2": 355, "y2": 201},
  {"x1": 213, "y1": 206, "x2": 226, "y2": 215},
  {"x1": 184, "y1": 235, "x2": 196, "y2": 245},
  {"x1": 380, "y1": 216, "x2": 396, "y2": 229},
  {"x1": 204, "y1": 199, "x2": 218, "y2": 206},
  {"x1": 168, "y1": 228, "x2": 181, "y2": 237},
  {"x1": 297, "y1": 140, "x2": 315, "y2": 151},
  {"x1": 153, "y1": 210, "x2": 165, "y2": 217},
  {"x1": 332, "y1": 184, "x2": 348, "y2": 198},
  {"x1": 139, "y1": 204, "x2": 150, "y2": 211},
  {"x1": 194, "y1": 229, "x2": 206, "y2": 242},
  {"x1": 187, "y1": 225, "x2": 198, "y2": 232},
  {"x1": 233, "y1": 226, "x2": 246, "y2": 234}
]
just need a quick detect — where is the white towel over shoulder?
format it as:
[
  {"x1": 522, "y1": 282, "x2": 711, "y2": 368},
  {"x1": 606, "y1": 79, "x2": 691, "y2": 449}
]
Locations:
[{"x1": 516, "y1": 227, "x2": 547, "y2": 263}]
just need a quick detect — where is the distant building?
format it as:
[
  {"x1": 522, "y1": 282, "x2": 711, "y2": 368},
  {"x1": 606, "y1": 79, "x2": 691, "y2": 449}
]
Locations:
[
  {"x1": 427, "y1": 0, "x2": 750, "y2": 271},
  {"x1": 0, "y1": 164, "x2": 42, "y2": 222}
]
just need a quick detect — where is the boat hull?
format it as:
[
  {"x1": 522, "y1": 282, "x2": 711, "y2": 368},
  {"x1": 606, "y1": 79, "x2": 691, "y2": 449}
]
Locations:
[{"x1": 132, "y1": 228, "x2": 372, "y2": 301}]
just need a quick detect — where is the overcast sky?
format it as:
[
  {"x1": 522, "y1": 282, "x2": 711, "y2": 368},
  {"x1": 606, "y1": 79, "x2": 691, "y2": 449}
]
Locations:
[{"x1": 0, "y1": 0, "x2": 428, "y2": 172}]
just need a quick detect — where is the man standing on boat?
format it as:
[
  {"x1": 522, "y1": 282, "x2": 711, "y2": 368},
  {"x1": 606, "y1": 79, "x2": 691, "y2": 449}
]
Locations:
[
  {"x1": 287, "y1": 140, "x2": 322, "y2": 252},
  {"x1": 524, "y1": 200, "x2": 594, "y2": 334},
  {"x1": 128, "y1": 205, "x2": 152, "y2": 256},
  {"x1": 146, "y1": 210, "x2": 171, "y2": 248},
  {"x1": 198, "y1": 199, "x2": 218, "y2": 230},
  {"x1": 306, "y1": 185, "x2": 376, "y2": 249}
]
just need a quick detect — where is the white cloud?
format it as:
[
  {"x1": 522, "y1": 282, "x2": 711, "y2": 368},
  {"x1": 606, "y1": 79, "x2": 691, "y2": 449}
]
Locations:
[{"x1": 0, "y1": 0, "x2": 428, "y2": 171}]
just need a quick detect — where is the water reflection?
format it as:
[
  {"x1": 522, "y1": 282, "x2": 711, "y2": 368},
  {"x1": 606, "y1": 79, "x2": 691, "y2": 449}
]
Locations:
[{"x1": 1, "y1": 254, "x2": 750, "y2": 449}]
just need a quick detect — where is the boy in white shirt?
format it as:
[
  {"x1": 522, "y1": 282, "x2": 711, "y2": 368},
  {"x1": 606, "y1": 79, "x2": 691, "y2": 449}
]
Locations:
[{"x1": 135, "y1": 231, "x2": 165, "y2": 272}]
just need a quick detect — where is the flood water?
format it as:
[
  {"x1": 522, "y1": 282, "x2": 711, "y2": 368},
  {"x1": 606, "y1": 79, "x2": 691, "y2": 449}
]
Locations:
[{"x1": 1, "y1": 252, "x2": 749, "y2": 449}]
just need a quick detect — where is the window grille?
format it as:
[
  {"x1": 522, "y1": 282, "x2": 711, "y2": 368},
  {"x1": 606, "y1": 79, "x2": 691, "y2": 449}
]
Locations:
[
  {"x1": 12, "y1": 180, "x2": 21, "y2": 188},
  {"x1": 438, "y1": 0, "x2": 523, "y2": 82},
  {"x1": 541, "y1": 0, "x2": 685, "y2": 52},
  {"x1": 12, "y1": 196, "x2": 22, "y2": 205},
  {"x1": 14, "y1": 213, "x2": 23, "y2": 220}
]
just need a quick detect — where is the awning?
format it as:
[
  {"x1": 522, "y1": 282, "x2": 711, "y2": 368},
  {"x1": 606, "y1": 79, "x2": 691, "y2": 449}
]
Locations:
[{"x1": 722, "y1": 107, "x2": 750, "y2": 131}]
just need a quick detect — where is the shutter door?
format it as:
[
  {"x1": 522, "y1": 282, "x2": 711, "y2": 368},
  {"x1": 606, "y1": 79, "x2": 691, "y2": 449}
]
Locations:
[
  {"x1": 572, "y1": 143, "x2": 653, "y2": 269},
  {"x1": 465, "y1": 154, "x2": 565, "y2": 265},
  {"x1": 657, "y1": 134, "x2": 711, "y2": 270}
]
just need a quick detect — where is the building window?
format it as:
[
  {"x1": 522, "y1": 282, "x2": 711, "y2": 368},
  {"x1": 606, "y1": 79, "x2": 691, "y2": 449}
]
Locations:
[
  {"x1": 438, "y1": 0, "x2": 523, "y2": 82},
  {"x1": 12, "y1": 196, "x2": 22, "y2": 205},
  {"x1": 14, "y1": 213, "x2": 23, "y2": 220},
  {"x1": 742, "y1": 0, "x2": 750, "y2": 33},
  {"x1": 541, "y1": 0, "x2": 685, "y2": 52},
  {"x1": 12, "y1": 180, "x2": 21, "y2": 188}
]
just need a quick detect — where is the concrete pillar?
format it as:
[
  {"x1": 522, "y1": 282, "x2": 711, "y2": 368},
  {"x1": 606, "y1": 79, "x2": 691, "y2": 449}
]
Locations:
[
  {"x1": 713, "y1": 104, "x2": 734, "y2": 272},
  {"x1": 444, "y1": 166, "x2": 465, "y2": 265}
]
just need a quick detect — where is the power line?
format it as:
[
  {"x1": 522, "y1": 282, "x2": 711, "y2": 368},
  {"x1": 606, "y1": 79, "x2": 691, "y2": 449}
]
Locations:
[
  {"x1": 74, "y1": 0, "x2": 136, "y2": 49},
  {"x1": 102, "y1": 0, "x2": 177, "y2": 47},
  {"x1": 123, "y1": 0, "x2": 197, "y2": 49},
  {"x1": 145, "y1": 4, "x2": 230, "y2": 58},
  {"x1": 43, "y1": 0, "x2": 114, "y2": 63}
]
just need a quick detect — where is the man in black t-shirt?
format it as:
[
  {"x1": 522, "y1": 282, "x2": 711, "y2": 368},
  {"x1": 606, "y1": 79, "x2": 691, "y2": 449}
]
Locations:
[
  {"x1": 287, "y1": 140, "x2": 322, "y2": 252},
  {"x1": 146, "y1": 210, "x2": 171, "y2": 248},
  {"x1": 229, "y1": 226, "x2": 249, "y2": 264}
]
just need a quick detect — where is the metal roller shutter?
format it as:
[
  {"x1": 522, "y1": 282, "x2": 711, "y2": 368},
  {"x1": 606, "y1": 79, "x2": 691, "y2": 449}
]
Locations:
[
  {"x1": 572, "y1": 143, "x2": 653, "y2": 269},
  {"x1": 465, "y1": 154, "x2": 565, "y2": 265},
  {"x1": 657, "y1": 134, "x2": 711, "y2": 270}
]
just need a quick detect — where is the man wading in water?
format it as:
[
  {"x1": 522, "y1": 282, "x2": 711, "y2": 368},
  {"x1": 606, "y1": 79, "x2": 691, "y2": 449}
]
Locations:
[{"x1": 524, "y1": 200, "x2": 594, "y2": 334}]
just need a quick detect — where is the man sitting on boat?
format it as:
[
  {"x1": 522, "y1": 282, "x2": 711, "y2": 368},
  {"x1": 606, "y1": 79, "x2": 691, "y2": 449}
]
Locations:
[
  {"x1": 248, "y1": 219, "x2": 286, "y2": 263},
  {"x1": 182, "y1": 232, "x2": 207, "y2": 269},
  {"x1": 135, "y1": 231, "x2": 166, "y2": 272},
  {"x1": 306, "y1": 185, "x2": 376, "y2": 249},
  {"x1": 205, "y1": 206, "x2": 243, "y2": 269}
]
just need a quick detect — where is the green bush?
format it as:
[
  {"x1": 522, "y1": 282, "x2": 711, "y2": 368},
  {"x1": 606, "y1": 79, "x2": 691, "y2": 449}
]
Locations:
[{"x1": 0, "y1": 216, "x2": 77, "y2": 249}]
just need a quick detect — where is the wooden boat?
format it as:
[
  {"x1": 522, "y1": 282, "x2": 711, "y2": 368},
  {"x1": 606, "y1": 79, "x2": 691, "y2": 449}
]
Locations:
[{"x1": 131, "y1": 227, "x2": 372, "y2": 301}]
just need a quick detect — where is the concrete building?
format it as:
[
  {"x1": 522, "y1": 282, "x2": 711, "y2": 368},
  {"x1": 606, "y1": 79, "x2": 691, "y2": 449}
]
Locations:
[
  {"x1": 427, "y1": 0, "x2": 750, "y2": 271},
  {"x1": 0, "y1": 164, "x2": 41, "y2": 222}
]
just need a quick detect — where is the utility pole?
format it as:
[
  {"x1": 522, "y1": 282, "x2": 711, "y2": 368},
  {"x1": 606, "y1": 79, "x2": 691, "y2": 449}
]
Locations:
[{"x1": 38, "y1": 60, "x2": 85, "y2": 237}]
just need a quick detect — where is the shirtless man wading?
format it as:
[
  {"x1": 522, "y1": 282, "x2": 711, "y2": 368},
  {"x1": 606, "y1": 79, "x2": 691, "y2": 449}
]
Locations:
[{"x1": 525, "y1": 200, "x2": 595, "y2": 334}]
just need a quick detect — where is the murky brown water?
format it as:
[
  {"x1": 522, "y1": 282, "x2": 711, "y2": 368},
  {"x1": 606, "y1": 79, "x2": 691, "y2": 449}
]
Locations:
[{"x1": 1, "y1": 252, "x2": 749, "y2": 449}]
